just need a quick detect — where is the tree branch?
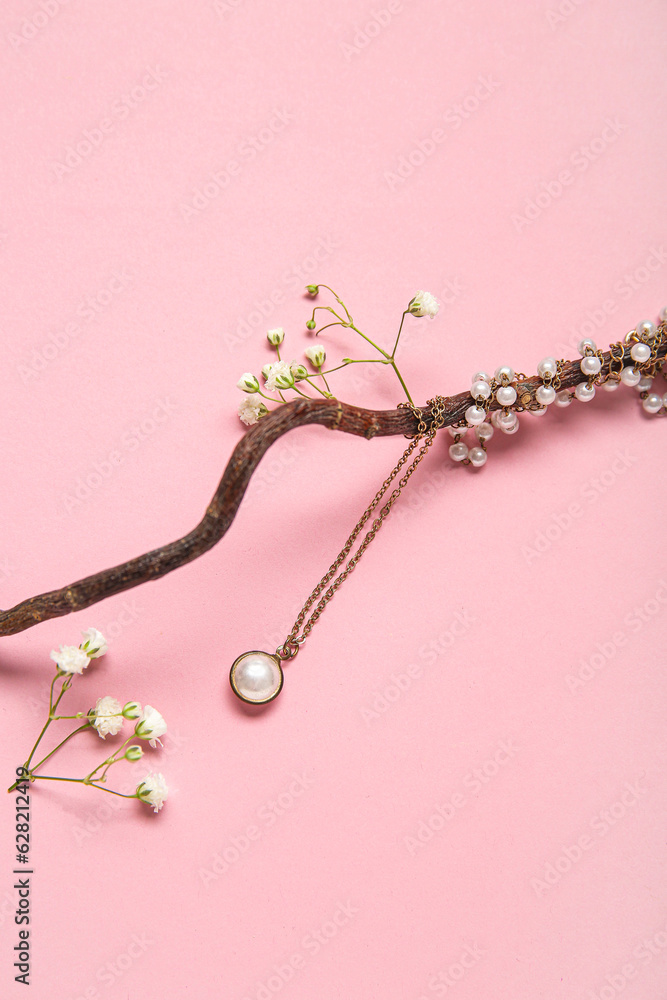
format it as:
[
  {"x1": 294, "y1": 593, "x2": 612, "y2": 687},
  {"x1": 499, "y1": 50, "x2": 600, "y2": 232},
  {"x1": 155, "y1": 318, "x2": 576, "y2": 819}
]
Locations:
[{"x1": 0, "y1": 343, "x2": 663, "y2": 637}]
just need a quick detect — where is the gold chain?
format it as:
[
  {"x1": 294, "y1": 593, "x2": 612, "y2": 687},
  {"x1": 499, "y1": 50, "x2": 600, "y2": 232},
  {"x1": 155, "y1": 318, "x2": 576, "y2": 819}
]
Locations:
[{"x1": 276, "y1": 396, "x2": 448, "y2": 660}]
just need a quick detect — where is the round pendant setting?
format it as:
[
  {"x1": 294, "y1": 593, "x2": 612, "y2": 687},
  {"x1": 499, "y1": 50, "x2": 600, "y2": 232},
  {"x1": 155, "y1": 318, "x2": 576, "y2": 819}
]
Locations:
[{"x1": 230, "y1": 651, "x2": 284, "y2": 705}]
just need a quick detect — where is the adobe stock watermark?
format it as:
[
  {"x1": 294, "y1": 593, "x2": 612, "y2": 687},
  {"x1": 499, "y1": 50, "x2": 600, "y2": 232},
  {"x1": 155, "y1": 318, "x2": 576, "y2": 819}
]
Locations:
[
  {"x1": 554, "y1": 245, "x2": 667, "y2": 356},
  {"x1": 384, "y1": 76, "x2": 500, "y2": 191},
  {"x1": 240, "y1": 900, "x2": 358, "y2": 1000},
  {"x1": 62, "y1": 397, "x2": 177, "y2": 514},
  {"x1": 546, "y1": 0, "x2": 590, "y2": 29},
  {"x1": 521, "y1": 448, "x2": 638, "y2": 565},
  {"x1": 223, "y1": 234, "x2": 341, "y2": 350},
  {"x1": 52, "y1": 67, "x2": 168, "y2": 180},
  {"x1": 340, "y1": 0, "x2": 407, "y2": 62},
  {"x1": 180, "y1": 109, "x2": 294, "y2": 220},
  {"x1": 17, "y1": 268, "x2": 134, "y2": 384},
  {"x1": 416, "y1": 942, "x2": 485, "y2": 999},
  {"x1": 512, "y1": 118, "x2": 626, "y2": 232},
  {"x1": 71, "y1": 735, "x2": 188, "y2": 847},
  {"x1": 404, "y1": 739, "x2": 519, "y2": 855},
  {"x1": 213, "y1": 0, "x2": 247, "y2": 16},
  {"x1": 66, "y1": 931, "x2": 153, "y2": 1000},
  {"x1": 586, "y1": 916, "x2": 667, "y2": 1000},
  {"x1": 565, "y1": 579, "x2": 667, "y2": 694},
  {"x1": 530, "y1": 774, "x2": 648, "y2": 897},
  {"x1": 198, "y1": 772, "x2": 314, "y2": 887},
  {"x1": 360, "y1": 609, "x2": 475, "y2": 725},
  {"x1": 242, "y1": 440, "x2": 307, "y2": 510},
  {"x1": 7, "y1": 0, "x2": 70, "y2": 52}
]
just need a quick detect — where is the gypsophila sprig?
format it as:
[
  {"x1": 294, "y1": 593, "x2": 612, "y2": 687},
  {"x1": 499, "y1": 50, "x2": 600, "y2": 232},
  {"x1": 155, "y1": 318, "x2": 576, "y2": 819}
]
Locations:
[
  {"x1": 7, "y1": 630, "x2": 170, "y2": 815},
  {"x1": 233, "y1": 284, "x2": 438, "y2": 422}
]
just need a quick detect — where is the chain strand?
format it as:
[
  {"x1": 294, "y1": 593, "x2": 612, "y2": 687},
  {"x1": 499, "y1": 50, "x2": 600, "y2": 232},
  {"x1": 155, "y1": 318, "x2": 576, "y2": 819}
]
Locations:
[{"x1": 276, "y1": 396, "x2": 448, "y2": 660}]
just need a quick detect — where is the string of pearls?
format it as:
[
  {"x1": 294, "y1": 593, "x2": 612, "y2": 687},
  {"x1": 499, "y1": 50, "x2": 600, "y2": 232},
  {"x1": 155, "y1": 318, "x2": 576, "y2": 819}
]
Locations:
[{"x1": 447, "y1": 310, "x2": 666, "y2": 469}]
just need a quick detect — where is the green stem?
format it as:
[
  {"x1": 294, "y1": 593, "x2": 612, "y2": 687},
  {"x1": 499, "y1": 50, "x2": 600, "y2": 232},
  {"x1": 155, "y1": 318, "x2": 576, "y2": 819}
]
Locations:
[
  {"x1": 313, "y1": 321, "x2": 347, "y2": 337},
  {"x1": 30, "y1": 724, "x2": 91, "y2": 774},
  {"x1": 311, "y1": 306, "x2": 348, "y2": 327},
  {"x1": 302, "y1": 377, "x2": 330, "y2": 398},
  {"x1": 26, "y1": 775, "x2": 138, "y2": 800},
  {"x1": 321, "y1": 358, "x2": 389, "y2": 376},
  {"x1": 348, "y1": 323, "x2": 390, "y2": 359},
  {"x1": 390, "y1": 361, "x2": 413, "y2": 404},
  {"x1": 25, "y1": 673, "x2": 72, "y2": 769},
  {"x1": 390, "y1": 311, "x2": 409, "y2": 359},
  {"x1": 316, "y1": 285, "x2": 353, "y2": 323}
]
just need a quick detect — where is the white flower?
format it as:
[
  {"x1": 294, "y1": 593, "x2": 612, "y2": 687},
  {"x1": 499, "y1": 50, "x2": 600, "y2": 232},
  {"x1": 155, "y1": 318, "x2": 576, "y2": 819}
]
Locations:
[
  {"x1": 238, "y1": 396, "x2": 266, "y2": 426},
  {"x1": 136, "y1": 772, "x2": 168, "y2": 813},
  {"x1": 290, "y1": 361, "x2": 309, "y2": 381},
  {"x1": 135, "y1": 705, "x2": 167, "y2": 748},
  {"x1": 408, "y1": 290, "x2": 439, "y2": 318},
  {"x1": 237, "y1": 373, "x2": 259, "y2": 393},
  {"x1": 50, "y1": 645, "x2": 90, "y2": 675},
  {"x1": 264, "y1": 360, "x2": 294, "y2": 391},
  {"x1": 91, "y1": 696, "x2": 124, "y2": 739},
  {"x1": 266, "y1": 327, "x2": 285, "y2": 346},
  {"x1": 80, "y1": 628, "x2": 108, "y2": 658},
  {"x1": 305, "y1": 345, "x2": 326, "y2": 368}
]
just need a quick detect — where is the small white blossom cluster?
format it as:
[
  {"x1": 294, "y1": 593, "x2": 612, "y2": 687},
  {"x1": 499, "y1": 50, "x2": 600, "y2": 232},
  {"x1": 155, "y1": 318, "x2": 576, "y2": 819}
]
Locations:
[
  {"x1": 15, "y1": 628, "x2": 170, "y2": 816},
  {"x1": 234, "y1": 286, "x2": 440, "y2": 425}
]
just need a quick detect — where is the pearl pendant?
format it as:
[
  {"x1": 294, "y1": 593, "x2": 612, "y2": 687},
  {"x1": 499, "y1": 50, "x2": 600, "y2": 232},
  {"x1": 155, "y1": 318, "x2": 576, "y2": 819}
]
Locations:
[{"x1": 230, "y1": 651, "x2": 284, "y2": 705}]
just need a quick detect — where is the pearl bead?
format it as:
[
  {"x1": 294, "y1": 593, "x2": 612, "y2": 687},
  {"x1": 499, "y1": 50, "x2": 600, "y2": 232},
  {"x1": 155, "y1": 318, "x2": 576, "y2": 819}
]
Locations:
[
  {"x1": 574, "y1": 383, "x2": 595, "y2": 402},
  {"x1": 659, "y1": 307, "x2": 667, "y2": 323},
  {"x1": 602, "y1": 379, "x2": 619, "y2": 392},
  {"x1": 577, "y1": 338, "x2": 596, "y2": 354},
  {"x1": 636, "y1": 376, "x2": 653, "y2": 392},
  {"x1": 663, "y1": 392, "x2": 667, "y2": 408},
  {"x1": 448, "y1": 425, "x2": 465, "y2": 437},
  {"x1": 475, "y1": 422, "x2": 494, "y2": 442},
  {"x1": 449, "y1": 441, "x2": 469, "y2": 462},
  {"x1": 472, "y1": 371, "x2": 491, "y2": 384},
  {"x1": 497, "y1": 410, "x2": 517, "y2": 428},
  {"x1": 642, "y1": 392, "x2": 662, "y2": 414},
  {"x1": 468, "y1": 446, "x2": 487, "y2": 467},
  {"x1": 537, "y1": 357, "x2": 557, "y2": 377},
  {"x1": 555, "y1": 390, "x2": 572, "y2": 406},
  {"x1": 496, "y1": 385, "x2": 517, "y2": 406},
  {"x1": 471, "y1": 379, "x2": 492, "y2": 399},
  {"x1": 494, "y1": 365, "x2": 515, "y2": 384},
  {"x1": 530, "y1": 405, "x2": 547, "y2": 415},
  {"x1": 580, "y1": 355, "x2": 602, "y2": 376},
  {"x1": 635, "y1": 320, "x2": 656, "y2": 338},
  {"x1": 535, "y1": 384, "x2": 556, "y2": 405},
  {"x1": 230, "y1": 651, "x2": 284, "y2": 704},
  {"x1": 465, "y1": 404, "x2": 486, "y2": 425},
  {"x1": 630, "y1": 342, "x2": 651, "y2": 363},
  {"x1": 620, "y1": 366, "x2": 641, "y2": 386},
  {"x1": 500, "y1": 420, "x2": 519, "y2": 435}
]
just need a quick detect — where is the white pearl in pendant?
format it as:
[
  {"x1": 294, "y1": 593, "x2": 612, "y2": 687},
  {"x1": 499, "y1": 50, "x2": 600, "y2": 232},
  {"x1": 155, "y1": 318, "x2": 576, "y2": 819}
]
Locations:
[
  {"x1": 574, "y1": 383, "x2": 595, "y2": 402},
  {"x1": 577, "y1": 338, "x2": 597, "y2": 354},
  {"x1": 663, "y1": 392, "x2": 667, "y2": 408},
  {"x1": 535, "y1": 384, "x2": 556, "y2": 405},
  {"x1": 500, "y1": 420, "x2": 519, "y2": 434},
  {"x1": 659, "y1": 307, "x2": 667, "y2": 323},
  {"x1": 580, "y1": 355, "x2": 602, "y2": 376},
  {"x1": 448, "y1": 425, "x2": 465, "y2": 437},
  {"x1": 475, "y1": 422, "x2": 494, "y2": 442},
  {"x1": 496, "y1": 385, "x2": 517, "y2": 406},
  {"x1": 468, "y1": 446, "x2": 487, "y2": 467},
  {"x1": 636, "y1": 376, "x2": 653, "y2": 392},
  {"x1": 472, "y1": 371, "x2": 491, "y2": 384},
  {"x1": 497, "y1": 410, "x2": 517, "y2": 428},
  {"x1": 530, "y1": 405, "x2": 548, "y2": 416},
  {"x1": 494, "y1": 365, "x2": 515, "y2": 384},
  {"x1": 449, "y1": 441, "x2": 469, "y2": 462},
  {"x1": 471, "y1": 379, "x2": 492, "y2": 399},
  {"x1": 555, "y1": 390, "x2": 572, "y2": 406},
  {"x1": 630, "y1": 342, "x2": 651, "y2": 363},
  {"x1": 230, "y1": 651, "x2": 284, "y2": 704},
  {"x1": 620, "y1": 366, "x2": 641, "y2": 386},
  {"x1": 465, "y1": 404, "x2": 486, "y2": 425},
  {"x1": 642, "y1": 392, "x2": 662, "y2": 414},
  {"x1": 635, "y1": 320, "x2": 656, "y2": 338},
  {"x1": 537, "y1": 357, "x2": 557, "y2": 377},
  {"x1": 602, "y1": 379, "x2": 619, "y2": 392}
]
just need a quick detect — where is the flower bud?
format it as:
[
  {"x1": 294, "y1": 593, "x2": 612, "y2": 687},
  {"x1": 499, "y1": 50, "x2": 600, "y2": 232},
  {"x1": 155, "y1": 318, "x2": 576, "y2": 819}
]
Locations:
[
  {"x1": 266, "y1": 327, "x2": 285, "y2": 346},
  {"x1": 305, "y1": 345, "x2": 326, "y2": 368},
  {"x1": 237, "y1": 372, "x2": 259, "y2": 393},
  {"x1": 342, "y1": 358, "x2": 353, "y2": 365},
  {"x1": 305, "y1": 285, "x2": 319, "y2": 295},
  {"x1": 408, "y1": 290, "x2": 439, "y2": 318},
  {"x1": 306, "y1": 320, "x2": 316, "y2": 330},
  {"x1": 125, "y1": 745, "x2": 143, "y2": 761},
  {"x1": 290, "y1": 362, "x2": 309, "y2": 382},
  {"x1": 261, "y1": 363, "x2": 272, "y2": 381},
  {"x1": 122, "y1": 701, "x2": 142, "y2": 720},
  {"x1": 273, "y1": 368, "x2": 295, "y2": 389}
]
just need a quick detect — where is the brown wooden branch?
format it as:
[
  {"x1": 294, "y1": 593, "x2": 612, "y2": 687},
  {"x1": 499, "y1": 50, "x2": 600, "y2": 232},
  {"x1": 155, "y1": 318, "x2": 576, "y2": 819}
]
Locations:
[{"x1": 1, "y1": 341, "x2": 664, "y2": 637}]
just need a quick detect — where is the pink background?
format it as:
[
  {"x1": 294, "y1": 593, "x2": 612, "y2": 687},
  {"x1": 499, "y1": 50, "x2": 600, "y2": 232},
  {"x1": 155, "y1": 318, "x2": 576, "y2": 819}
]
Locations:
[{"x1": 1, "y1": 2, "x2": 666, "y2": 998}]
